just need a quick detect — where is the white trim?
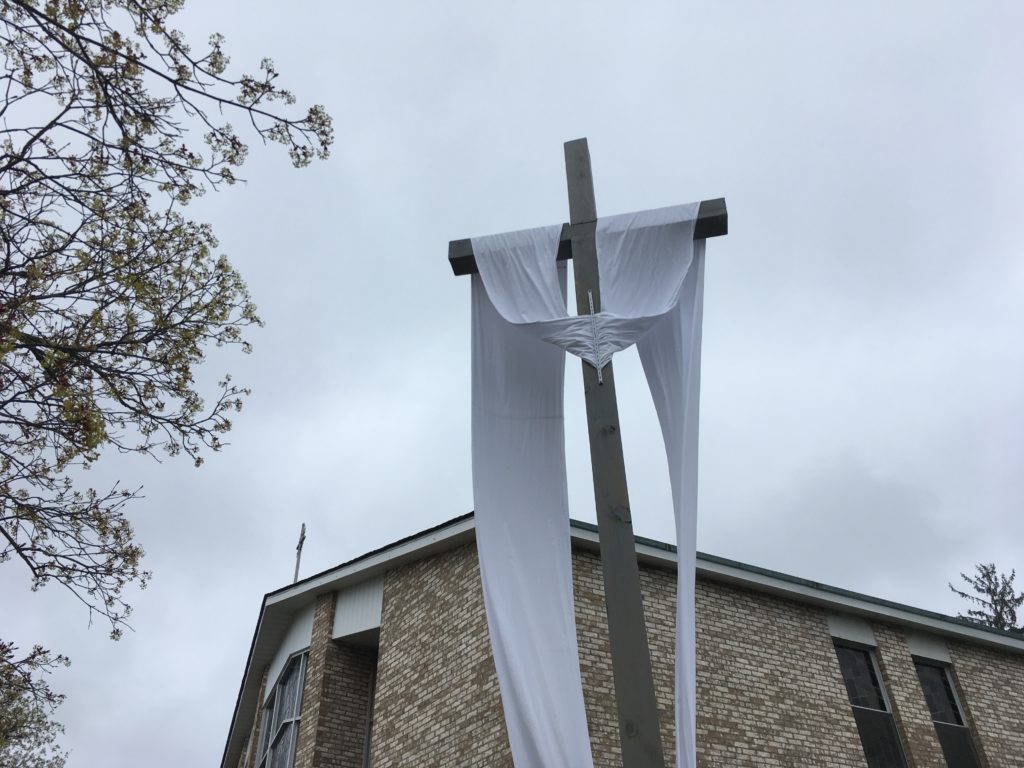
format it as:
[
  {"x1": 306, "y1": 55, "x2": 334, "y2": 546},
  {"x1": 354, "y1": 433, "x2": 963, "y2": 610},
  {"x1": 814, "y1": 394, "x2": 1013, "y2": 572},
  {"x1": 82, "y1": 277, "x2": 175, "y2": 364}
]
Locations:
[
  {"x1": 906, "y1": 632, "x2": 952, "y2": 664},
  {"x1": 268, "y1": 517, "x2": 476, "y2": 608},
  {"x1": 828, "y1": 614, "x2": 877, "y2": 647},
  {"x1": 221, "y1": 515, "x2": 1024, "y2": 768},
  {"x1": 915, "y1": 657, "x2": 972, "y2": 728},
  {"x1": 870, "y1": 647, "x2": 896, "y2": 715},
  {"x1": 264, "y1": 603, "x2": 314, "y2": 706},
  {"x1": 940, "y1": 665, "x2": 972, "y2": 729},
  {"x1": 333, "y1": 577, "x2": 384, "y2": 640},
  {"x1": 834, "y1": 642, "x2": 910, "y2": 764}
]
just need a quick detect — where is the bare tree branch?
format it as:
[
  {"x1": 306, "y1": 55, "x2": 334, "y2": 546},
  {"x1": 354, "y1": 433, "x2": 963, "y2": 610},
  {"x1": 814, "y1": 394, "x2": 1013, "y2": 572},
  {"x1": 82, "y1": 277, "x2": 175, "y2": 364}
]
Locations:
[{"x1": 0, "y1": 1, "x2": 333, "y2": 758}]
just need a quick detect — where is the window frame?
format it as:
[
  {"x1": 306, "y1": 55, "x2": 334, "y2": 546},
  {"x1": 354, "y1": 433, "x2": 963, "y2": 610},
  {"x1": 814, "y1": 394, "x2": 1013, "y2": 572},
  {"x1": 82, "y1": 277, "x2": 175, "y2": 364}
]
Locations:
[
  {"x1": 258, "y1": 651, "x2": 308, "y2": 768},
  {"x1": 833, "y1": 640, "x2": 909, "y2": 768},
  {"x1": 913, "y1": 658, "x2": 983, "y2": 768},
  {"x1": 835, "y1": 641, "x2": 893, "y2": 713}
]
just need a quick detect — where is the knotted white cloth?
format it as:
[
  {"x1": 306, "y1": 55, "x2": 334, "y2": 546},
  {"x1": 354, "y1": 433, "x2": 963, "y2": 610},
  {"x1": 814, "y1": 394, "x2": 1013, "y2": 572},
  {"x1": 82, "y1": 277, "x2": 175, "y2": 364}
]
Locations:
[{"x1": 471, "y1": 202, "x2": 704, "y2": 768}]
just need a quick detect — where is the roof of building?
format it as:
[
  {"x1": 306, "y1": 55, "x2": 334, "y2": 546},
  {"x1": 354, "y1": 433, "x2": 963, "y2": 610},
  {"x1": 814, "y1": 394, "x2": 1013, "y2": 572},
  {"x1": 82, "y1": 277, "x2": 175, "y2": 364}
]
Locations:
[{"x1": 221, "y1": 511, "x2": 1024, "y2": 768}]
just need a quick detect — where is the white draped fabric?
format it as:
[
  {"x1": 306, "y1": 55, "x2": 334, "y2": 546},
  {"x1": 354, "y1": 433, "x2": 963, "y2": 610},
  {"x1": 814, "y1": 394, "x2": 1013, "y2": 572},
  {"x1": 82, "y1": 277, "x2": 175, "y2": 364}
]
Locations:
[{"x1": 471, "y1": 203, "x2": 704, "y2": 768}]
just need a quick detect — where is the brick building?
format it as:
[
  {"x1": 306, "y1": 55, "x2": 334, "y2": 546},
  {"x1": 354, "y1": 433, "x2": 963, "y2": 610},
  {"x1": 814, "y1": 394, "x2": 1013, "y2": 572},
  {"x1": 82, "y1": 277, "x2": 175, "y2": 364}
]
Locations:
[{"x1": 221, "y1": 514, "x2": 1024, "y2": 768}]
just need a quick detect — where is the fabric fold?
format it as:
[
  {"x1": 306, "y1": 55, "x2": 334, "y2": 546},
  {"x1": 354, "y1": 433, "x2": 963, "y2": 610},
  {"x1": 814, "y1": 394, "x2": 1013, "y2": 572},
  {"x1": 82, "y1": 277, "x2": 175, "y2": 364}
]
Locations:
[
  {"x1": 636, "y1": 240, "x2": 705, "y2": 768},
  {"x1": 473, "y1": 204, "x2": 699, "y2": 370},
  {"x1": 470, "y1": 202, "x2": 704, "y2": 768},
  {"x1": 472, "y1": 264, "x2": 595, "y2": 768}
]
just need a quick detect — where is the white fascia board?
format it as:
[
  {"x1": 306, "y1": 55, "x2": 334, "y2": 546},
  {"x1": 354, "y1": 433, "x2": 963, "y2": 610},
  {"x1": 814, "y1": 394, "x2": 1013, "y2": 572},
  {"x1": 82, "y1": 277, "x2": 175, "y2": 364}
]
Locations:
[
  {"x1": 267, "y1": 516, "x2": 475, "y2": 610},
  {"x1": 222, "y1": 516, "x2": 475, "y2": 768},
  {"x1": 225, "y1": 514, "x2": 1024, "y2": 768},
  {"x1": 333, "y1": 576, "x2": 384, "y2": 640}
]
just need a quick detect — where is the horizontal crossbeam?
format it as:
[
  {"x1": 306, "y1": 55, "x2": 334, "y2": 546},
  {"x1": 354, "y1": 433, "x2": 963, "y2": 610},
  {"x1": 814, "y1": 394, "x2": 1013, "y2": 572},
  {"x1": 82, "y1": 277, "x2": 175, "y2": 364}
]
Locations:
[{"x1": 447, "y1": 197, "x2": 727, "y2": 276}]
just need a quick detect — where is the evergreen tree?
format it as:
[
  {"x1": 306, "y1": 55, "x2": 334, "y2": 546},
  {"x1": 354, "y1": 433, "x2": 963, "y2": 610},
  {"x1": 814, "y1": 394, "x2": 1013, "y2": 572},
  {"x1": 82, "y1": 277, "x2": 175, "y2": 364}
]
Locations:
[{"x1": 949, "y1": 563, "x2": 1024, "y2": 632}]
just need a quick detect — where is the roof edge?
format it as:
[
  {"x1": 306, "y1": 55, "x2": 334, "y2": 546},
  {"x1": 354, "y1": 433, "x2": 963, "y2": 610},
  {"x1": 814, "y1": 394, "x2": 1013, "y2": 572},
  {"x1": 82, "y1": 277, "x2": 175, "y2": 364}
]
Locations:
[
  {"x1": 221, "y1": 511, "x2": 1024, "y2": 768},
  {"x1": 568, "y1": 518, "x2": 1024, "y2": 646}
]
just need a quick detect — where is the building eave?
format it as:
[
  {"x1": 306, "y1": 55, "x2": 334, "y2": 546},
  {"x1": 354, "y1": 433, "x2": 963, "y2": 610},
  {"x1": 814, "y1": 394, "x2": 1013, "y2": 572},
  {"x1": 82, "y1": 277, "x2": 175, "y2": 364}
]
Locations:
[
  {"x1": 221, "y1": 512, "x2": 1024, "y2": 768},
  {"x1": 568, "y1": 519, "x2": 1024, "y2": 651},
  {"x1": 219, "y1": 514, "x2": 475, "y2": 768}
]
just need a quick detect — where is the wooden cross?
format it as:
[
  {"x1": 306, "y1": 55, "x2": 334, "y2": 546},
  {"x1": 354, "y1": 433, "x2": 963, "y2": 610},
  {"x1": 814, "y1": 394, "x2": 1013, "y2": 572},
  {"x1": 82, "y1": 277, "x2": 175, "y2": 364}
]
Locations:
[{"x1": 449, "y1": 138, "x2": 727, "y2": 767}]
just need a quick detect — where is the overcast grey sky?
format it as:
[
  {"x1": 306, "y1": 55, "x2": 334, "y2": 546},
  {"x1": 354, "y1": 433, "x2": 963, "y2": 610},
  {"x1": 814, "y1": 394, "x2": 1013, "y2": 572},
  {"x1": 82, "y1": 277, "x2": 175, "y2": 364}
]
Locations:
[{"x1": 3, "y1": 1, "x2": 1023, "y2": 765}]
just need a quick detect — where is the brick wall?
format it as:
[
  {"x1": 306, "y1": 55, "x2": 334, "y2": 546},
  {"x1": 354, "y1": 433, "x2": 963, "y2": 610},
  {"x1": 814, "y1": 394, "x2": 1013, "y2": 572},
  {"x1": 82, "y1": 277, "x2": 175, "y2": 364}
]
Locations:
[
  {"x1": 236, "y1": 541, "x2": 1024, "y2": 768},
  {"x1": 369, "y1": 544, "x2": 875, "y2": 767},
  {"x1": 689, "y1": 574, "x2": 867, "y2": 767},
  {"x1": 574, "y1": 551, "x2": 679, "y2": 765},
  {"x1": 294, "y1": 593, "x2": 336, "y2": 768},
  {"x1": 949, "y1": 640, "x2": 1024, "y2": 765},
  {"x1": 293, "y1": 592, "x2": 377, "y2": 768},
  {"x1": 871, "y1": 624, "x2": 946, "y2": 767},
  {"x1": 369, "y1": 543, "x2": 510, "y2": 767},
  {"x1": 316, "y1": 642, "x2": 376, "y2": 768}
]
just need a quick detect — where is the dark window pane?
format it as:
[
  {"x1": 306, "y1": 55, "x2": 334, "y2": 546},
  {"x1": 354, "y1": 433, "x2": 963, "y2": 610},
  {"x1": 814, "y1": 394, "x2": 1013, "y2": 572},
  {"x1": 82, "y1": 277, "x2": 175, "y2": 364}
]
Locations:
[
  {"x1": 270, "y1": 721, "x2": 297, "y2": 768},
  {"x1": 259, "y1": 696, "x2": 275, "y2": 758},
  {"x1": 914, "y1": 663, "x2": 982, "y2": 768},
  {"x1": 835, "y1": 645, "x2": 886, "y2": 711},
  {"x1": 274, "y1": 656, "x2": 303, "y2": 733},
  {"x1": 852, "y1": 707, "x2": 908, "y2": 768},
  {"x1": 914, "y1": 663, "x2": 962, "y2": 725},
  {"x1": 296, "y1": 655, "x2": 307, "y2": 716},
  {"x1": 935, "y1": 722, "x2": 982, "y2": 768}
]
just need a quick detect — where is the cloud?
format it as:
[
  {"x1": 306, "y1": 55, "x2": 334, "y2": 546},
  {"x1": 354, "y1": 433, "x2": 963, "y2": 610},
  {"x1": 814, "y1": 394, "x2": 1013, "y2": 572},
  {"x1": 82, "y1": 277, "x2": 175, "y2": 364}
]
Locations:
[{"x1": 6, "y1": 1, "x2": 1024, "y2": 765}]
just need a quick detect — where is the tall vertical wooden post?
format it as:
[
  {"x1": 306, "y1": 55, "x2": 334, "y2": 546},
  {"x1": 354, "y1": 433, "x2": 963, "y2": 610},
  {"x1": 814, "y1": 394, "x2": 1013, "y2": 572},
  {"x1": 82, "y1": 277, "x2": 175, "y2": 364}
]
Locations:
[
  {"x1": 564, "y1": 139, "x2": 667, "y2": 768},
  {"x1": 448, "y1": 138, "x2": 728, "y2": 766}
]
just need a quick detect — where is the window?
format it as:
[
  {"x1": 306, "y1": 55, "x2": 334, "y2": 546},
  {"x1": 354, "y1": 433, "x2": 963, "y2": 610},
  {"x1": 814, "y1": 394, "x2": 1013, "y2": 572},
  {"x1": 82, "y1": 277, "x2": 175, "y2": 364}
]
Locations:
[
  {"x1": 914, "y1": 661, "x2": 982, "y2": 768},
  {"x1": 834, "y1": 643, "x2": 908, "y2": 768},
  {"x1": 259, "y1": 653, "x2": 307, "y2": 768}
]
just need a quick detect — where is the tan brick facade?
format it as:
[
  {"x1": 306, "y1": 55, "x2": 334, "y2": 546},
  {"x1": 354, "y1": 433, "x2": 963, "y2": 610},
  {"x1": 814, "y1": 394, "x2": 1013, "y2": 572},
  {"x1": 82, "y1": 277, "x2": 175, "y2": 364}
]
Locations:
[
  {"x1": 294, "y1": 593, "x2": 378, "y2": 768},
  {"x1": 318, "y1": 642, "x2": 377, "y2": 767},
  {"x1": 872, "y1": 625, "x2": 947, "y2": 767},
  {"x1": 691, "y1": 578, "x2": 868, "y2": 767},
  {"x1": 233, "y1": 539, "x2": 1024, "y2": 768},
  {"x1": 369, "y1": 545, "x2": 868, "y2": 767},
  {"x1": 949, "y1": 641, "x2": 1024, "y2": 765},
  {"x1": 574, "y1": 550, "x2": 871, "y2": 767},
  {"x1": 370, "y1": 544, "x2": 510, "y2": 768},
  {"x1": 294, "y1": 594, "x2": 333, "y2": 768}
]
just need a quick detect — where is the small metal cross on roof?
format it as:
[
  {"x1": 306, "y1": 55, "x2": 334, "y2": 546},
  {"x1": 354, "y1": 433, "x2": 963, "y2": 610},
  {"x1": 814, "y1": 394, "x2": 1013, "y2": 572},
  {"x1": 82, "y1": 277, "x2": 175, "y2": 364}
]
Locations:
[{"x1": 449, "y1": 138, "x2": 727, "y2": 768}]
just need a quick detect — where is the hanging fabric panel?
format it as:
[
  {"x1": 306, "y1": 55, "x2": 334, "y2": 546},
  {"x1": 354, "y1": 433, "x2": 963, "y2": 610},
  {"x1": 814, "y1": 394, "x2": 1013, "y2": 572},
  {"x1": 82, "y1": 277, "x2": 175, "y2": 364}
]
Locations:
[
  {"x1": 470, "y1": 203, "x2": 704, "y2": 768},
  {"x1": 633, "y1": 241, "x2": 705, "y2": 768},
  {"x1": 471, "y1": 225, "x2": 595, "y2": 768}
]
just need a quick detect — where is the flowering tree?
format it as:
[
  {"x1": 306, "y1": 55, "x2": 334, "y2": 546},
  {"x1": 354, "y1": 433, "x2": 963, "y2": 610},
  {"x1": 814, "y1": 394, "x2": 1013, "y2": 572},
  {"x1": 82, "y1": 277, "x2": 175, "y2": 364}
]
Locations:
[
  {"x1": 0, "y1": 1, "x2": 332, "y2": 759},
  {"x1": 0, "y1": 643, "x2": 68, "y2": 768}
]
